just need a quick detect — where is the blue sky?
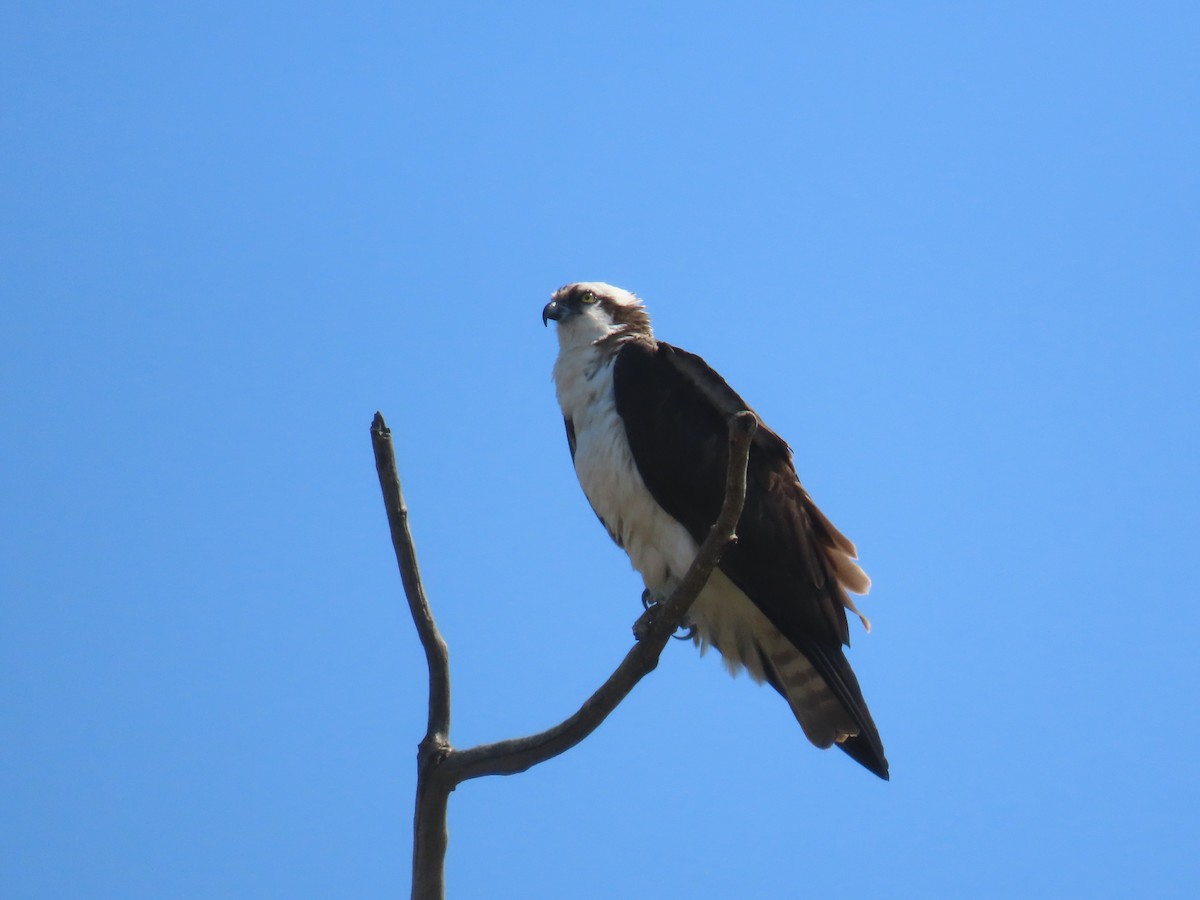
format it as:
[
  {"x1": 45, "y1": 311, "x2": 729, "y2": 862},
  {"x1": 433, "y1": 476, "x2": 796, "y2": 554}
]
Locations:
[{"x1": 3, "y1": 2, "x2": 1198, "y2": 897}]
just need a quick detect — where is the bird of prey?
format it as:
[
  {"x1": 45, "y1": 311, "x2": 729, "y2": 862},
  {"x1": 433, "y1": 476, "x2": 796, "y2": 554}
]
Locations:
[{"x1": 542, "y1": 282, "x2": 888, "y2": 779}]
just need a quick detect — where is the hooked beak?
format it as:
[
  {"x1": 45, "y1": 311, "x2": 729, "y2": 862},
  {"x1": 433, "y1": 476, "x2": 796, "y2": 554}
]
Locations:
[{"x1": 542, "y1": 299, "x2": 563, "y2": 327}]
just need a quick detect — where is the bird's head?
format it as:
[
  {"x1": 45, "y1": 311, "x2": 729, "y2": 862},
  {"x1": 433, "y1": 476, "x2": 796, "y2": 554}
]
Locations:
[{"x1": 542, "y1": 282, "x2": 652, "y2": 347}]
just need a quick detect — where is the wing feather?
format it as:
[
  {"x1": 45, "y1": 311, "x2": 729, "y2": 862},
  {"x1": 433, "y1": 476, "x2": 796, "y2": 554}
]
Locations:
[{"x1": 613, "y1": 338, "x2": 888, "y2": 778}]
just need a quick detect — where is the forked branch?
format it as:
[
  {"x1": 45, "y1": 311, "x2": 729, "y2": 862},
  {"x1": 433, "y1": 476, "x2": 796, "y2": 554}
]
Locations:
[{"x1": 371, "y1": 409, "x2": 758, "y2": 900}]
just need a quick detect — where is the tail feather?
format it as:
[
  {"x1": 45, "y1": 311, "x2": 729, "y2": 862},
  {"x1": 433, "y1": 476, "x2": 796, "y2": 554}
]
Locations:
[
  {"x1": 760, "y1": 633, "x2": 856, "y2": 748},
  {"x1": 758, "y1": 632, "x2": 890, "y2": 780}
]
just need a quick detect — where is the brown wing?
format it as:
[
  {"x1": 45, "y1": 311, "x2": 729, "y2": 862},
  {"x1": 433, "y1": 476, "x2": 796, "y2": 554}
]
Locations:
[{"x1": 613, "y1": 338, "x2": 887, "y2": 778}]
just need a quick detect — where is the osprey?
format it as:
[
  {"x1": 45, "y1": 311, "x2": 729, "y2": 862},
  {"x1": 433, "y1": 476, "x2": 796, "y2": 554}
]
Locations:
[{"x1": 543, "y1": 282, "x2": 888, "y2": 779}]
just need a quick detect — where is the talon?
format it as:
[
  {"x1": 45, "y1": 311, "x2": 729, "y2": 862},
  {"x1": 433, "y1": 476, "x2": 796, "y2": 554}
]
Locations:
[
  {"x1": 634, "y1": 588, "x2": 666, "y2": 640},
  {"x1": 672, "y1": 623, "x2": 697, "y2": 642},
  {"x1": 634, "y1": 586, "x2": 697, "y2": 643},
  {"x1": 641, "y1": 587, "x2": 670, "y2": 610}
]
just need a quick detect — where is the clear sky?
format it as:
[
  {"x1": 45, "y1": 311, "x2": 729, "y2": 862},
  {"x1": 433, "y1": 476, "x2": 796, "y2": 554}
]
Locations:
[{"x1": 3, "y1": 2, "x2": 1198, "y2": 898}]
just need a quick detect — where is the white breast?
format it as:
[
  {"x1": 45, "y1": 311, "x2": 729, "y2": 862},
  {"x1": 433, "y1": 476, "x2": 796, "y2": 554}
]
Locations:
[
  {"x1": 553, "y1": 343, "x2": 694, "y2": 589},
  {"x1": 552, "y1": 340, "x2": 773, "y2": 683}
]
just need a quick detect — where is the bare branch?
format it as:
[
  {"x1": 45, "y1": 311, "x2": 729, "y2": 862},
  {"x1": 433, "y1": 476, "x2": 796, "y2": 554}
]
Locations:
[
  {"x1": 409, "y1": 769, "x2": 451, "y2": 900},
  {"x1": 371, "y1": 412, "x2": 451, "y2": 744},
  {"x1": 370, "y1": 412, "x2": 452, "y2": 900},
  {"x1": 445, "y1": 410, "x2": 758, "y2": 782},
  {"x1": 373, "y1": 409, "x2": 757, "y2": 899}
]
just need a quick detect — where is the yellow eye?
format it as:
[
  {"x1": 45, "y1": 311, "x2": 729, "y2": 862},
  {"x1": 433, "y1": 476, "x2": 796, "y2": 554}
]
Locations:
[{"x1": 580, "y1": 290, "x2": 598, "y2": 305}]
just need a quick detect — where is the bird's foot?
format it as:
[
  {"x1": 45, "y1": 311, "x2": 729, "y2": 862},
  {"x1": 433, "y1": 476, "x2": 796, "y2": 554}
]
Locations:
[
  {"x1": 633, "y1": 589, "x2": 697, "y2": 642},
  {"x1": 633, "y1": 589, "x2": 661, "y2": 640}
]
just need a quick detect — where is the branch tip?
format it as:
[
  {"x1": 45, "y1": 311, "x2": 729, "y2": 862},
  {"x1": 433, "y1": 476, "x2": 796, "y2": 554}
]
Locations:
[{"x1": 730, "y1": 409, "x2": 758, "y2": 438}]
